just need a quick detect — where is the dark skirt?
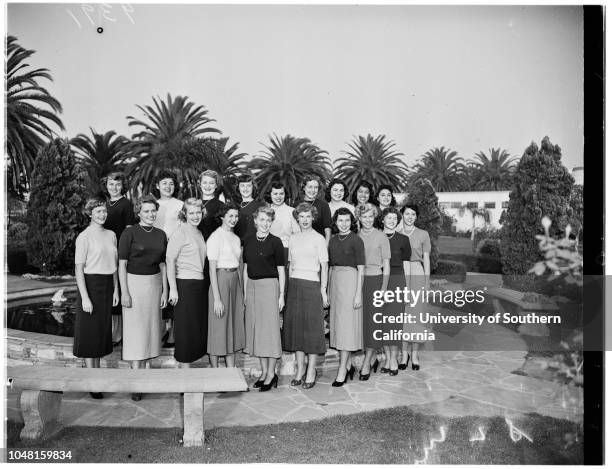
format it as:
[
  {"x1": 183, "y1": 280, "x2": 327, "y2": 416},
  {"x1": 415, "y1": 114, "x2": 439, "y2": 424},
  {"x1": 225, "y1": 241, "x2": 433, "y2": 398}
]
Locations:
[
  {"x1": 382, "y1": 269, "x2": 406, "y2": 346},
  {"x1": 73, "y1": 274, "x2": 113, "y2": 358},
  {"x1": 362, "y1": 274, "x2": 383, "y2": 350},
  {"x1": 174, "y1": 278, "x2": 207, "y2": 363},
  {"x1": 282, "y1": 278, "x2": 326, "y2": 354}
]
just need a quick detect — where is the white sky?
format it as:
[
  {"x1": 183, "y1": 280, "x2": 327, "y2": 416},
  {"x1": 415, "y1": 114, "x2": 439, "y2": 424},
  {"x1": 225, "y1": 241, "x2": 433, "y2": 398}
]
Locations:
[{"x1": 7, "y1": 4, "x2": 584, "y2": 169}]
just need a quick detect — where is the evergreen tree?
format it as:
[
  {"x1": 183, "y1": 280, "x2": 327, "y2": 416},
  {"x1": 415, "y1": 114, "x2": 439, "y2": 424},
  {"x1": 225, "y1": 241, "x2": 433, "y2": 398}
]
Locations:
[
  {"x1": 26, "y1": 138, "x2": 88, "y2": 275},
  {"x1": 404, "y1": 178, "x2": 442, "y2": 271},
  {"x1": 500, "y1": 136, "x2": 574, "y2": 275}
]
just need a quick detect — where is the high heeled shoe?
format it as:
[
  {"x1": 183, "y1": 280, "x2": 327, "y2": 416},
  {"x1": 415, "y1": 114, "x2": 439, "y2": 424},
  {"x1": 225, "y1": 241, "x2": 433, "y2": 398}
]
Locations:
[
  {"x1": 389, "y1": 368, "x2": 399, "y2": 376},
  {"x1": 358, "y1": 372, "x2": 370, "y2": 381},
  {"x1": 332, "y1": 375, "x2": 347, "y2": 387},
  {"x1": 347, "y1": 365, "x2": 355, "y2": 381},
  {"x1": 371, "y1": 358, "x2": 380, "y2": 373},
  {"x1": 411, "y1": 363, "x2": 420, "y2": 371},
  {"x1": 253, "y1": 375, "x2": 265, "y2": 389},
  {"x1": 380, "y1": 367, "x2": 390, "y2": 373},
  {"x1": 398, "y1": 354, "x2": 410, "y2": 370},
  {"x1": 302, "y1": 370, "x2": 319, "y2": 389},
  {"x1": 259, "y1": 375, "x2": 278, "y2": 392},
  {"x1": 290, "y1": 372, "x2": 306, "y2": 386}
]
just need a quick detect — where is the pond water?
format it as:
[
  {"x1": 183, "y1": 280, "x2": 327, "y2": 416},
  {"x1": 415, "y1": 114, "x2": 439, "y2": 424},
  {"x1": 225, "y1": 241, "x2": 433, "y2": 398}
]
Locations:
[{"x1": 7, "y1": 296, "x2": 77, "y2": 337}]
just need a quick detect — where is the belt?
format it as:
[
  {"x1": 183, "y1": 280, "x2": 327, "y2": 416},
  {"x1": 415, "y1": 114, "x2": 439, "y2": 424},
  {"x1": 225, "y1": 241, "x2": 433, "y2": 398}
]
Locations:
[{"x1": 217, "y1": 267, "x2": 238, "y2": 272}]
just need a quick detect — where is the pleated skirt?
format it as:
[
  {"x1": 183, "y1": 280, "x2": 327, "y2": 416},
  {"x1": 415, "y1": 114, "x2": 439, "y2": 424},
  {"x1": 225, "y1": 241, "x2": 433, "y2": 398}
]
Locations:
[
  {"x1": 362, "y1": 274, "x2": 383, "y2": 349},
  {"x1": 207, "y1": 270, "x2": 245, "y2": 355},
  {"x1": 329, "y1": 266, "x2": 362, "y2": 351},
  {"x1": 282, "y1": 278, "x2": 326, "y2": 354},
  {"x1": 244, "y1": 277, "x2": 281, "y2": 358},
  {"x1": 73, "y1": 274, "x2": 113, "y2": 358},
  {"x1": 174, "y1": 278, "x2": 207, "y2": 363},
  {"x1": 403, "y1": 261, "x2": 427, "y2": 341},
  {"x1": 122, "y1": 273, "x2": 162, "y2": 361}
]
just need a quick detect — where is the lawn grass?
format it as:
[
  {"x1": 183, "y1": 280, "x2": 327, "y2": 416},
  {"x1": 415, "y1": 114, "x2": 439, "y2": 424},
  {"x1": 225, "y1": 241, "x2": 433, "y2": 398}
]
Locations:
[
  {"x1": 7, "y1": 407, "x2": 582, "y2": 464},
  {"x1": 438, "y1": 236, "x2": 474, "y2": 255}
]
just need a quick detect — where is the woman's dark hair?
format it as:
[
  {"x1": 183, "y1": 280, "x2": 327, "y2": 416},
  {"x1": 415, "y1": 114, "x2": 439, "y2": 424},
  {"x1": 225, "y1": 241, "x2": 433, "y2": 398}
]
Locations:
[
  {"x1": 216, "y1": 201, "x2": 240, "y2": 222},
  {"x1": 299, "y1": 174, "x2": 322, "y2": 198},
  {"x1": 331, "y1": 206, "x2": 358, "y2": 234},
  {"x1": 325, "y1": 178, "x2": 349, "y2": 203},
  {"x1": 379, "y1": 207, "x2": 401, "y2": 228},
  {"x1": 400, "y1": 203, "x2": 420, "y2": 218},
  {"x1": 375, "y1": 184, "x2": 396, "y2": 207},
  {"x1": 351, "y1": 180, "x2": 376, "y2": 206},
  {"x1": 264, "y1": 182, "x2": 286, "y2": 203},
  {"x1": 234, "y1": 173, "x2": 258, "y2": 202},
  {"x1": 293, "y1": 202, "x2": 319, "y2": 222},
  {"x1": 100, "y1": 171, "x2": 128, "y2": 196},
  {"x1": 152, "y1": 170, "x2": 179, "y2": 198}
]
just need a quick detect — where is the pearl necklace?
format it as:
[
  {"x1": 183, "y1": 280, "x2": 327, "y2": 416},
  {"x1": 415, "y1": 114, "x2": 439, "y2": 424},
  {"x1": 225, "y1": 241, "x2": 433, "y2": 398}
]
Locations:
[
  {"x1": 139, "y1": 224, "x2": 154, "y2": 233},
  {"x1": 403, "y1": 225, "x2": 416, "y2": 236},
  {"x1": 386, "y1": 231, "x2": 396, "y2": 240},
  {"x1": 108, "y1": 196, "x2": 123, "y2": 207},
  {"x1": 256, "y1": 232, "x2": 269, "y2": 242},
  {"x1": 337, "y1": 232, "x2": 351, "y2": 242}
]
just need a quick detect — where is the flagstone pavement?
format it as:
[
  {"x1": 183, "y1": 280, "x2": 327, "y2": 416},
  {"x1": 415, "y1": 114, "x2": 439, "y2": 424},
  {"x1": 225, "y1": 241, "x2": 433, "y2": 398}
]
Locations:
[{"x1": 6, "y1": 349, "x2": 582, "y2": 431}]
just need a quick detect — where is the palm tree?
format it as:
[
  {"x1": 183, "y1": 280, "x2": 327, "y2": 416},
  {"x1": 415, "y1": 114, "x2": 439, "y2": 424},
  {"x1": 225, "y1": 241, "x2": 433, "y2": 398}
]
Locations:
[
  {"x1": 469, "y1": 148, "x2": 517, "y2": 190},
  {"x1": 411, "y1": 146, "x2": 466, "y2": 192},
  {"x1": 124, "y1": 93, "x2": 221, "y2": 195},
  {"x1": 6, "y1": 35, "x2": 64, "y2": 196},
  {"x1": 179, "y1": 137, "x2": 247, "y2": 198},
  {"x1": 248, "y1": 134, "x2": 332, "y2": 204},
  {"x1": 333, "y1": 134, "x2": 410, "y2": 195},
  {"x1": 71, "y1": 129, "x2": 128, "y2": 192}
]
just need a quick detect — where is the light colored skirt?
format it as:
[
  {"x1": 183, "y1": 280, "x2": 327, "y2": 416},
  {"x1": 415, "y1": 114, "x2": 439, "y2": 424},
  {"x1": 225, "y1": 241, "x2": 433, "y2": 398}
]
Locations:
[
  {"x1": 208, "y1": 269, "x2": 245, "y2": 355},
  {"x1": 329, "y1": 266, "x2": 362, "y2": 351},
  {"x1": 403, "y1": 261, "x2": 427, "y2": 340},
  {"x1": 122, "y1": 272, "x2": 162, "y2": 361},
  {"x1": 244, "y1": 277, "x2": 281, "y2": 358}
]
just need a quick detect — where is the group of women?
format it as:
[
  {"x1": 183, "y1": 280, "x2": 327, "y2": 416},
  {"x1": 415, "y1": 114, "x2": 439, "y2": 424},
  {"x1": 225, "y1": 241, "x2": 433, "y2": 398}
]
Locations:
[{"x1": 73, "y1": 171, "x2": 431, "y2": 399}]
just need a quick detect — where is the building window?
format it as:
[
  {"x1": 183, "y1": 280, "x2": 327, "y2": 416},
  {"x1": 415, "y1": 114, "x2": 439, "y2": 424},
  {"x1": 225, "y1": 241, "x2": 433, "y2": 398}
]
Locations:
[
  {"x1": 484, "y1": 202, "x2": 496, "y2": 209},
  {"x1": 466, "y1": 202, "x2": 478, "y2": 209},
  {"x1": 450, "y1": 202, "x2": 462, "y2": 209},
  {"x1": 502, "y1": 201, "x2": 509, "y2": 209},
  {"x1": 438, "y1": 202, "x2": 451, "y2": 209}
]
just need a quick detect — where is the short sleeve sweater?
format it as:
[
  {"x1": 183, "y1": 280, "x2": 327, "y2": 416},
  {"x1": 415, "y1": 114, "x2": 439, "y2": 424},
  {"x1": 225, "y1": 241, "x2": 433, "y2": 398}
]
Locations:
[
  {"x1": 242, "y1": 233, "x2": 285, "y2": 279},
  {"x1": 75, "y1": 226, "x2": 117, "y2": 274},
  {"x1": 206, "y1": 227, "x2": 241, "y2": 268},
  {"x1": 387, "y1": 232, "x2": 412, "y2": 273},
  {"x1": 288, "y1": 230, "x2": 328, "y2": 281},
  {"x1": 358, "y1": 229, "x2": 391, "y2": 276},
  {"x1": 118, "y1": 225, "x2": 167, "y2": 275},
  {"x1": 328, "y1": 232, "x2": 365, "y2": 267},
  {"x1": 166, "y1": 224, "x2": 207, "y2": 279}
]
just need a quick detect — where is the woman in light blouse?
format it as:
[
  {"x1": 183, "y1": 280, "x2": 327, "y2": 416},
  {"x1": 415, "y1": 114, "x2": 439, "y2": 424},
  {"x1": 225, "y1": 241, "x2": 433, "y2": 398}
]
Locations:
[
  {"x1": 166, "y1": 198, "x2": 207, "y2": 367},
  {"x1": 242, "y1": 206, "x2": 286, "y2": 391},
  {"x1": 268, "y1": 182, "x2": 300, "y2": 265},
  {"x1": 357, "y1": 203, "x2": 390, "y2": 380},
  {"x1": 207, "y1": 202, "x2": 245, "y2": 367},
  {"x1": 397, "y1": 203, "x2": 430, "y2": 371},
  {"x1": 74, "y1": 197, "x2": 119, "y2": 399},
  {"x1": 282, "y1": 202, "x2": 329, "y2": 389}
]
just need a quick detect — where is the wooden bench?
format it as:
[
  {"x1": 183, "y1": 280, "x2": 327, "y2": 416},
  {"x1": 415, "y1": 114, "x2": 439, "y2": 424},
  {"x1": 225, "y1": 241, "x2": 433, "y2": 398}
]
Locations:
[{"x1": 7, "y1": 366, "x2": 249, "y2": 447}]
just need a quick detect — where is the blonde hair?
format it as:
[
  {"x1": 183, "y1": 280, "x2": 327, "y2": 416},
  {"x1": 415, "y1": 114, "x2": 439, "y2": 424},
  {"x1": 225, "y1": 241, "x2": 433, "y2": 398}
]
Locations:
[{"x1": 178, "y1": 198, "x2": 205, "y2": 222}]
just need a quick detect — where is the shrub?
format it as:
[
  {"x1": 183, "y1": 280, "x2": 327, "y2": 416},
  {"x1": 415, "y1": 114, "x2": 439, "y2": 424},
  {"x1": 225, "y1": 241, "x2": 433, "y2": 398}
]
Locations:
[
  {"x1": 476, "y1": 238, "x2": 503, "y2": 273},
  {"x1": 439, "y1": 205, "x2": 456, "y2": 236},
  {"x1": 472, "y1": 227, "x2": 501, "y2": 251},
  {"x1": 500, "y1": 136, "x2": 574, "y2": 275},
  {"x1": 403, "y1": 178, "x2": 443, "y2": 271},
  {"x1": 432, "y1": 259, "x2": 467, "y2": 283},
  {"x1": 438, "y1": 253, "x2": 478, "y2": 272},
  {"x1": 6, "y1": 222, "x2": 39, "y2": 274},
  {"x1": 26, "y1": 138, "x2": 88, "y2": 275}
]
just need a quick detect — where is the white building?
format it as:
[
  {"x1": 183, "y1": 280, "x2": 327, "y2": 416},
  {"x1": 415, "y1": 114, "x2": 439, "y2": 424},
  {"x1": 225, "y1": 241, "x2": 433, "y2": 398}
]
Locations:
[{"x1": 436, "y1": 191, "x2": 510, "y2": 232}]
